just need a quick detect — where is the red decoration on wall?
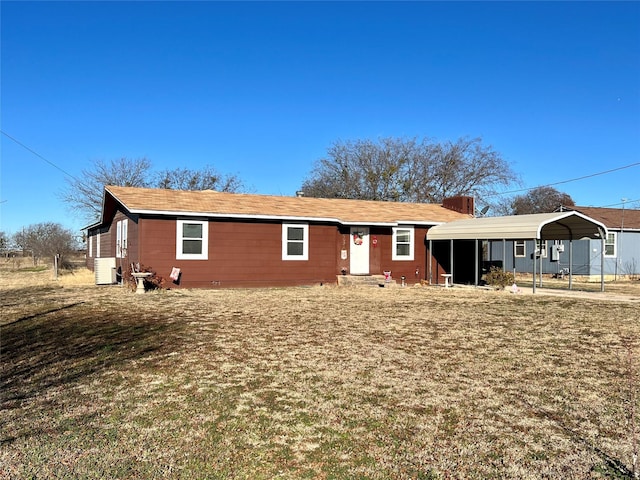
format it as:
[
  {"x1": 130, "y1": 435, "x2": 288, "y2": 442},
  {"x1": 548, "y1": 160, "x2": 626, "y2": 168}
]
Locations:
[{"x1": 372, "y1": 236, "x2": 378, "y2": 247}]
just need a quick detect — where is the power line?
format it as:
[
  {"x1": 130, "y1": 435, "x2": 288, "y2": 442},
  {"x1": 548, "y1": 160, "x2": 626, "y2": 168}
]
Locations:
[
  {"x1": 493, "y1": 161, "x2": 640, "y2": 196},
  {"x1": 3, "y1": 128, "x2": 638, "y2": 210},
  {"x1": 598, "y1": 198, "x2": 640, "y2": 208},
  {"x1": 1, "y1": 130, "x2": 79, "y2": 181}
]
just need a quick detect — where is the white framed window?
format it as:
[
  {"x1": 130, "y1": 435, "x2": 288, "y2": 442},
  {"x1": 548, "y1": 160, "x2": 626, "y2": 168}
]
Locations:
[
  {"x1": 605, "y1": 232, "x2": 617, "y2": 257},
  {"x1": 282, "y1": 223, "x2": 309, "y2": 261},
  {"x1": 514, "y1": 240, "x2": 526, "y2": 258},
  {"x1": 89, "y1": 235, "x2": 93, "y2": 257},
  {"x1": 176, "y1": 220, "x2": 208, "y2": 260},
  {"x1": 392, "y1": 226, "x2": 414, "y2": 261},
  {"x1": 536, "y1": 240, "x2": 547, "y2": 258},
  {"x1": 116, "y1": 219, "x2": 128, "y2": 258},
  {"x1": 96, "y1": 233, "x2": 101, "y2": 259}
]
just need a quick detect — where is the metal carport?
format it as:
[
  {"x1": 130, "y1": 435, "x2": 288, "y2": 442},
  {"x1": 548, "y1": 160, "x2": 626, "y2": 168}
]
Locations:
[{"x1": 426, "y1": 211, "x2": 608, "y2": 293}]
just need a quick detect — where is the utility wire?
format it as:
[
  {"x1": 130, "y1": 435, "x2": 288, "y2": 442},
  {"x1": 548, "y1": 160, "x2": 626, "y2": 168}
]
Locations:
[
  {"x1": 2, "y1": 129, "x2": 639, "y2": 209},
  {"x1": 1, "y1": 129, "x2": 79, "y2": 181},
  {"x1": 491, "y1": 161, "x2": 640, "y2": 196},
  {"x1": 599, "y1": 198, "x2": 640, "y2": 208}
]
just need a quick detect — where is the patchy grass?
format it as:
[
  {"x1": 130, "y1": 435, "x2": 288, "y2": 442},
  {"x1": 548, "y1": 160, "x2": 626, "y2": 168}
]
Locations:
[{"x1": 1, "y1": 269, "x2": 639, "y2": 479}]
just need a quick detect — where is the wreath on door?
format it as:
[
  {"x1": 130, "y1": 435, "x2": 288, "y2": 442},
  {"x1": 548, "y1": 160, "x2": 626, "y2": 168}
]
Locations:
[{"x1": 353, "y1": 232, "x2": 364, "y2": 245}]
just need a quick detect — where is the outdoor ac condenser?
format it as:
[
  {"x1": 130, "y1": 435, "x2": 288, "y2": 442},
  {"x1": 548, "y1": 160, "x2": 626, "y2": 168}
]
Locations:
[{"x1": 94, "y1": 257, "x2": 117, "y2": 285}]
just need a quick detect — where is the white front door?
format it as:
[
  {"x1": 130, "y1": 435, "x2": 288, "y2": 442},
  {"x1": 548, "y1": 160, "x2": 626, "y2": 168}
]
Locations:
[{"x1": 349, "y1": 227, "x2": 370, "y2": 275}]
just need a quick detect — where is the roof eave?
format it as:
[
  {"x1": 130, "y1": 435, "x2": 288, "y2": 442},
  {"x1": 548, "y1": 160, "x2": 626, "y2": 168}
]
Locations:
[
  {"x1": 426, "y1": 211, "x2": 607, "y2": 241},
  {"x1": 127, "y1": 208, "x2": 448, "y2": 227}
]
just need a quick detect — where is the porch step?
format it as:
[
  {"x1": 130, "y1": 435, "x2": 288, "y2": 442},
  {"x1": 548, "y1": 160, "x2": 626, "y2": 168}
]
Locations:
[{"x1": 336, "y1": 275, "x2": 398, "y2": 288}]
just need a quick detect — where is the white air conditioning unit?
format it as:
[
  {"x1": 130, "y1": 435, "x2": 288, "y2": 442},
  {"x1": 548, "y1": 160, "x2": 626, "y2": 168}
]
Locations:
[{"x1": 94, "y1": 257, "x2": 117, "y2": 285}]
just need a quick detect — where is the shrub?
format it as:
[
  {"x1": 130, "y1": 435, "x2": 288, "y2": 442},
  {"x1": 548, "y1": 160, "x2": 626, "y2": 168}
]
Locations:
[{"x1": 485, "y1": 266, "x2": 515, "y2": 289}]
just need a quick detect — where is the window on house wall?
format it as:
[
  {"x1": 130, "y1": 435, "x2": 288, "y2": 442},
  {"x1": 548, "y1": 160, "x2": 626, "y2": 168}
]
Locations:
[
  {"x1": 392, "y1": 226, "x2": 414, "y2": 261},
  {"x1": 605, "y1": 232, "x2": 617, "y2": 257},
  {"x1": 96, "y1": 233, "x2": 101, "y2": 258},
  {"x1": 282, "y1": 224, "x2": 309, "y2": 260},
  {"x1": 514, "y1": 240, "x2": 526, "y2": 257},
  {"x1": 116, "y1": 219, "x2": 128, "y2": 258},
  {"x1": 536, "y1": 240, "x2": 548, "y2": 258},
  {"x1": 176, "y1": 220, "x2": 208, "y2": 260},
  {"x1": 89, "y1": 235, "x2": 93, "y2": 257}
]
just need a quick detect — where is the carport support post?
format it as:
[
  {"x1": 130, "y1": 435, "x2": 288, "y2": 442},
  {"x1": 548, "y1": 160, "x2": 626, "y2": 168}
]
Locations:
[
  {"x1": 532, "y1": 238, "x2": 537, "y2": 294},
  {"x1": 502, "y1": 239, "x2": 506, "y2": 273},
  {"x1": 474, "y1": 239, "x2": 479, "y2": 286},
  {"x1": 538, "y1": 240, "x2": 542, "y2": 288},
  {"x1": 569, "y1": 240, "x2": 573, "y2": 290},
  {"x1": 450, "y1": 239, "x2": 454, "y2": 285},
  {"x1": 600, "y1": 234, "x2": 605, "y2": 292},
  {"x1": 428, "y1": 239, "x2": 433, "y2": 285}
]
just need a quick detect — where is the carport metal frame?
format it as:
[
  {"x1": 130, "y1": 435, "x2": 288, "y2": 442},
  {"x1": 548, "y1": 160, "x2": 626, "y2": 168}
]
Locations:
[{"x1": 426, "y1": 211, "x2": 608, "y2": 293}]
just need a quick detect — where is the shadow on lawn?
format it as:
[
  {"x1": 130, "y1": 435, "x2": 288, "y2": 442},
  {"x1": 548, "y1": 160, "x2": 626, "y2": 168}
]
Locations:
[
  {"x1": 0, "y1": 289, "x2": 180, "y2": 445},
  {"x1": 517, "y1": 396, "x2": 635, "y2": 479}
]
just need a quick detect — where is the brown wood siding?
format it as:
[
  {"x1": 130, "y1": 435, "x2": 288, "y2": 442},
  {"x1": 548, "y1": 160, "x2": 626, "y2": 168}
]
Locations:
[
  {"x1": 368, "y1": 226, "x2": 429, "y2": 285},
  {"x1": 137, "y1": 217, "x2": 340, "y2": 288},
  {"x1": 336, "y1": 227, "x2": 350, "y2": 275},
  {"x1": 86, "y1": 231, "x2": 96, "y2": 269},
  {"x1": 99, "y1": 228, "x2": 112, "y2": 261},
  {"x1": 121, "y1": 212, "x2": 139, "y2": 269},
  {"x1": 86, "y1": 211, "x2": 139, "y2": 272},
  {"x1": 89, "y1": 213, "x2": 450, "y2": 287},
  {"x1": 335, "y1": 226, "x2": 445, "y2": 285}
]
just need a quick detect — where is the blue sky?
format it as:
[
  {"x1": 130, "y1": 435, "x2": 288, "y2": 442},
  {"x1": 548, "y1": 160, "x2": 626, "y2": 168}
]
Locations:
[{"x1": 1, "y1": 1, "x2": 639, "y2": 235}]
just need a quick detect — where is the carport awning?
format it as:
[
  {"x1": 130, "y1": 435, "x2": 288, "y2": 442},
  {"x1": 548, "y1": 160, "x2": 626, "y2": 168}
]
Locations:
[{"x1": 426, "y1": 211, "x2": 607, "y2": 241}]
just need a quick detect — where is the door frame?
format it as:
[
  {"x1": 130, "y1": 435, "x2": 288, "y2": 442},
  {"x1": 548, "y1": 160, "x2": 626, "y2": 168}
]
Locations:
[{"x1": 349, "y1": 227, "x2": 370, "y2": 274}]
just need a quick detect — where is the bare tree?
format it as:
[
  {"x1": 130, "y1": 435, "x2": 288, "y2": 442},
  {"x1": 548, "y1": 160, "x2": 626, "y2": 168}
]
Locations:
[
  {"x1": 154, "y1": 165, "x2": 245, "y2": 192},
  {"x1": 301, "y1": 136, "x2": 518, "y2": 204},
  {"x1": 61, "y1": 157, "x2": 152, "y2": 224},
  {"x1": 301, "y1": 137, "x2": 420, "y2": 201},
  {"x1": 423, "y1": 137, "x2": 518, "y2": 203},
  {"x1": 14, "y1": 222, "x2": 79, "y2": 266},
  {"x1": 510, "y1": 186, "x2": 575, "y2": 215},
  {"x1": 62, "y1": 158, "x2": 247, "y2": 224},
  {"x1": 0, "y1": 230, "x2": 9, "y2": 257}
]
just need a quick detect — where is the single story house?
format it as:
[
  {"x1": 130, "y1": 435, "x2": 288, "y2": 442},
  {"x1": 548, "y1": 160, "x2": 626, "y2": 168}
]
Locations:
[
  {"x1": 465, "y1": 205, "x2": 639, "y2": 281},
  {"x1": 85, "y1": 186, "x2": 474, "y2": 288},
  {"x1": 426, "y1": 210, "x2": 609, "y2": 292},
  {"x1": 561, "y1": 205, "x2": 639, "y2": 280}
]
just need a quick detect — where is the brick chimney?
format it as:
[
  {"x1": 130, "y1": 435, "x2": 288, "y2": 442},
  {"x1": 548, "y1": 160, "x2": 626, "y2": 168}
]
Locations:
[{"x1": 442, "y1": 196, "x2": 475, "y2": 215}]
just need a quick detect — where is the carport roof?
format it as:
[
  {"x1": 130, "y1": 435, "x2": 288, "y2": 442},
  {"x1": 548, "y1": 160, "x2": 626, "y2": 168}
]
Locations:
[{"x1": 426, "y1": 211, "x2": 607, "y2": 241}]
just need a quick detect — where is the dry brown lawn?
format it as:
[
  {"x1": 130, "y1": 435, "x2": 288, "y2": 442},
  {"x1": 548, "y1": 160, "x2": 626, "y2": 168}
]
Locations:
[{"x1": 1, "y1": 263, "x2": 639, "y2": 479}]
